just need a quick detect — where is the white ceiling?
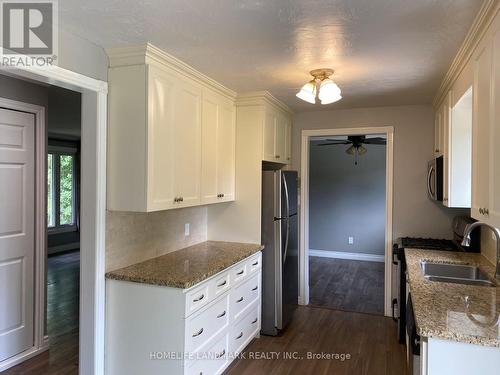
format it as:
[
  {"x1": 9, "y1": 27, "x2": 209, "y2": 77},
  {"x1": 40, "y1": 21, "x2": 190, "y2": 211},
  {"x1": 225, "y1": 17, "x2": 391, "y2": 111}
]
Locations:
[{"x1": 60, "y1": 0, "x2": 483, "y2": 111}]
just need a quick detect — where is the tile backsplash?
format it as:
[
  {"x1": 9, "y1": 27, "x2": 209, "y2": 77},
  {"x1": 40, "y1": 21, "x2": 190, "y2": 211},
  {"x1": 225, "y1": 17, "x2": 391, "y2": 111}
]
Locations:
[{"x1": 105, "y1": 206, "x2": 207, "y2": 272}]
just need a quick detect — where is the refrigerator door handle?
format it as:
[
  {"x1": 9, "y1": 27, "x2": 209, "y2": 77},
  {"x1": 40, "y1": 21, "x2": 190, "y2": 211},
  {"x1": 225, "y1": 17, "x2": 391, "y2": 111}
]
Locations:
[{"x1": 282, "y1": 174, "x2": 290, "y2": 262}]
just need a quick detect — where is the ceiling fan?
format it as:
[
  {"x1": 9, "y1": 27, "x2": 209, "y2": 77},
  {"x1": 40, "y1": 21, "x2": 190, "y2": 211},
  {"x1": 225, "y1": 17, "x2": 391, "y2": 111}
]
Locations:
[{"x1": 317, "y1": 135, "x2": 386, "y2": 165}]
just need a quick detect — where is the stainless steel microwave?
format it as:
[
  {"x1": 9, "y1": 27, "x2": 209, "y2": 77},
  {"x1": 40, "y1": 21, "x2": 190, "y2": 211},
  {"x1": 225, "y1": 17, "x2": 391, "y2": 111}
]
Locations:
[{"x1": 427, "y1": 156, "x2": 443, "y2": 201}]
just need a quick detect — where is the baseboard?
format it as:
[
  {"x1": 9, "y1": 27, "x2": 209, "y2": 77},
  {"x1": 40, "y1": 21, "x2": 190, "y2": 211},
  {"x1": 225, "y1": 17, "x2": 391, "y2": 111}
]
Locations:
[
  {"x1": 0, "y1": 345, "x2": 49, "y2": 372},
  {"x1": 48, "y1": 242, "x2": 80, "y2": 255},
  {"x1": 309, "y1": 249, "x2": 385, "y2": 262}
]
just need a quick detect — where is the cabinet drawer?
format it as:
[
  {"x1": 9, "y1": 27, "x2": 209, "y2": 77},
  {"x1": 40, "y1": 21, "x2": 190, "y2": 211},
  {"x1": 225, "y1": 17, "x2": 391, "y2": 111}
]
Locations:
[
  {"x1": 247, "y1": 253, "x2": 261, "y2": 274},
  {"x1": 230, "y1": 301, "x2": 260, "y2": 355},
  {"x1": 211, "y1": 270, "x2": 230, "y2": 298},
  {"x1": 231, "y1": 263, "x2": 247, "y2": 284},
  {"x1": 187, "y1": 332, "x2": 229, "y2": 375},
  {"x1": 230, "y1": 273, "x2": 260, "y2": 321},
  {"x1": 186, "y1": 294, "x2": 229, "y2": 353},
  {"x1": 186, "y1": 283, "x2": 210, "y2": 316}
]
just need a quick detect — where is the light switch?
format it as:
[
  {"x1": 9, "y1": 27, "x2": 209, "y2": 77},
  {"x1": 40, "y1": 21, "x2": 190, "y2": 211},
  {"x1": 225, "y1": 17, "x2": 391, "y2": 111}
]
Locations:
[
  {"x1": 184, "y1": 223, "x2": 190, "y2": 237},
  {"x1": 348, "y1": 236, "x2": 354, "y2": 245}
]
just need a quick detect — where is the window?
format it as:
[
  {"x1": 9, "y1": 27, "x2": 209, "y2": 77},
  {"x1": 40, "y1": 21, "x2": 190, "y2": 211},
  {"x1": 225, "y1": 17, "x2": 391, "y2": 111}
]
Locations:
[{"x1": 47, "y1": 145, "x2": 78, "y2": 231}]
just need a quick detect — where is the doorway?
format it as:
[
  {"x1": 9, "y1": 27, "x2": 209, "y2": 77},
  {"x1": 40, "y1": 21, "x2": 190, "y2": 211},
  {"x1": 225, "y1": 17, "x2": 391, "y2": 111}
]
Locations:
[
  {"x1": 0, "y1": 63, "x2": 107, "y2": 374},
  {"x1": 299, "y1": 127, "x2": 394, "y2": 317},
  {"x1": 308, "y1": 134, "x2": 386, "y2": 315}
]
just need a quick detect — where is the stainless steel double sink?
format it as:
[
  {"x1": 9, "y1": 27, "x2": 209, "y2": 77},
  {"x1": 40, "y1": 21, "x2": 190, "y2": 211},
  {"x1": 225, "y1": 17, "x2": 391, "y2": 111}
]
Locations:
[{"x1": 421, "y1": 261, "x2": 496, "y2": 287}]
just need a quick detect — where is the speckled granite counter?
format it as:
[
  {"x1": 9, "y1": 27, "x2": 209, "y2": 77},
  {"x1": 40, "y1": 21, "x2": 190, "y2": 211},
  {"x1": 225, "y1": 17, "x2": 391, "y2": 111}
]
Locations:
[
  {"x1": 405, "y1": 249, "x2": 500, "y2": 347},
  {"x1": 106, "y1": 241, "x2": 263, "y2": 289}
]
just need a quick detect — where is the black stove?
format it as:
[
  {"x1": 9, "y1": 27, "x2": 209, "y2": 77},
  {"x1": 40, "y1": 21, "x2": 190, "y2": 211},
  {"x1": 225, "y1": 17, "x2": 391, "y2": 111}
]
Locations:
[{"x1": 399, "y1": 237, "x2": 459, "y2": 252}]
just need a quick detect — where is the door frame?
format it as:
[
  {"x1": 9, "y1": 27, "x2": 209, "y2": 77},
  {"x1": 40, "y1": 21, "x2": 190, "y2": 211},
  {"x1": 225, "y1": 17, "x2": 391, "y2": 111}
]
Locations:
[
  {"x1": 0, "y1": 97, "x2": 47, "y2": 371},
  {"x1": 0, "y1": 63, "x2": 107, "y2": 374},
  {"x1": 299, "y1": 126, "x2": 394, "y2": 317}
]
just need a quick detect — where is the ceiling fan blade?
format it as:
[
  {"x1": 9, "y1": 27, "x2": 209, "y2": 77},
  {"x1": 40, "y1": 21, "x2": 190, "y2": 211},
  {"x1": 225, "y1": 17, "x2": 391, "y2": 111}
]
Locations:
[
  {"x1": 363, "y1": 137, "x2": 387, "y2": 145},
  {"x1": 317, "y1": 141, "x2": 351, "y2": 146}
]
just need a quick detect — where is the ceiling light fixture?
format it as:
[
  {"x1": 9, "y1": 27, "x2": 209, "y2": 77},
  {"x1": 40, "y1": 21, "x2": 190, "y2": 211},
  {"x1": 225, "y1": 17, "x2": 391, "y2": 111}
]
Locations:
[{"x1": 296, "y1": 68, "x2": 342, "y2": 105}]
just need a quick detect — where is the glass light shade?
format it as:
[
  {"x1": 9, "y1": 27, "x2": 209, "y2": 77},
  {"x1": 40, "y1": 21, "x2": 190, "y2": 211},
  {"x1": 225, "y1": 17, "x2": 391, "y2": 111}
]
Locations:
[
  {"x1": 346, "y1": 145, "x2": 355, "y2": 155},
  {"x1": 296, "y1": 80, "x2": 317, "y2": 104},
  {"x1": 358, "y1": 145, "x2": 367, "y2": 155},
  {"x1": 318, "y1": 78, "x2": 342, "y2": 104}
]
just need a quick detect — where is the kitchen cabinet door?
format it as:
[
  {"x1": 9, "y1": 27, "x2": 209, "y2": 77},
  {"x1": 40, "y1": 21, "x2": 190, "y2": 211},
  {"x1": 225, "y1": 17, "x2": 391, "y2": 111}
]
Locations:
[
  {"x1": 275, "y1": 114, "x2": 287, "y2": 163},
  {"x1": 147, "y1": 65, "x2": 177, "y2": 211},
  {"x1": 201, "y1": 92, "x2": 219, "y2": 204},
  {"x1": 173, "y1": 76, "x2": 202, "y2": 207},
  {"x1": 489, "y1": 14, "x2": 500, "y2": 229},
  {"x1": 285, "y1": 120, "x2": 292, "y2": 164},
  {"x1": 434, "y1": 108, "x2": 443, "y2": 156},
  {"x1": 441, "y1": 93, "x2": 452, "y2": 206},
  {"x1": 216, "y1": 101, "x2": 235, "y2": 202},
  {"x1": 263, "y1": 110, "x2": 277, "y2": 162},
  {"x1": 471, "y1": 32, "x2": 493, "y2": 222}
]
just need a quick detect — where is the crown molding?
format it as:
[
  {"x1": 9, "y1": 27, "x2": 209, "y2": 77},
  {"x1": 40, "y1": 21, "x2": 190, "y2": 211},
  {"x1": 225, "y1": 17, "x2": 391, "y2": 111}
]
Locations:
[
  {"x1": 433, "y1": 0, "x2": 500, "y2": 108},
  {"x1": 106, "y1": 43, "x2": 236, "y2": 100},
  {"x1": 236, "y1": 91, "x2": 293, "y2": 115}
]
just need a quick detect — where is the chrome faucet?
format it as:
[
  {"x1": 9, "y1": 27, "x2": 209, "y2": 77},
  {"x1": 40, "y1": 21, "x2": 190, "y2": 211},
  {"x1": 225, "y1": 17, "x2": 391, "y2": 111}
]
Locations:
[{"x1": 462, "y1": 222, "x2": 500, "y2": 279}]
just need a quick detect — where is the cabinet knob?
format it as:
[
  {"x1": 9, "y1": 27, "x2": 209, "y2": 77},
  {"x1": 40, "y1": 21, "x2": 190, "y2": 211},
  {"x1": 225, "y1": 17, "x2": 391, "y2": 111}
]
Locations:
[
  {"x1": 275, "y1": 155, "x2": 280, "y2": 159},
  {"x1": 435, "y1": 149, "x2": 440, "y2": 153},
  {"x1": 174, "y1": 197, "x2": 179, "y2": 203},
  {"x1": 479, "y1": 208, "x2": 484, "y2": 215},
  {"x1": 484, "y1": 208, "x2": 489, "y2": 215},
  {"x1": 179, "y1": 197, "x2": 184, "y2": 202}
]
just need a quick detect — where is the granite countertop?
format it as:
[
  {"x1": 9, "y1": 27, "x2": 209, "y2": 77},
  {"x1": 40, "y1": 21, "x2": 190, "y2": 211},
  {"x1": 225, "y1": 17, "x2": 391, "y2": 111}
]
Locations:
[
  {"x1": 106, "y1": 241, "x2": 264, "y2": 289},
  {"x1": 405, "y1": 248, "x2": 500, "y2": 347}
]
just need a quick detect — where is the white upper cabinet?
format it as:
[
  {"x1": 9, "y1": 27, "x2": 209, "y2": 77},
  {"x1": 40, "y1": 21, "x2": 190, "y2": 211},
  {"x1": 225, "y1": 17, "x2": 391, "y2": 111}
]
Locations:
[
  {"x1": 201, "y1": 90, "x2": 235, "y2": 204},
  {"x1": 471, "y1": 9, "x2": 500, "y2": 228},
  {"x1": 262, "y1": 107, "x2": 292, "y2": 164},
  {"x1": 107, "y1": 44, "x2": 236, "y2": 212}
]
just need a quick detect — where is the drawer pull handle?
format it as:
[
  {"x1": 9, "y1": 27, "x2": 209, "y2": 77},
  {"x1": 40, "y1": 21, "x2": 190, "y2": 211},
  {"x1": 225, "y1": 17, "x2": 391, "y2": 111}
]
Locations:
[
  {"x1": 217, "y1": 310, "x2": 226, "y2": 318},
  {"x1": 237, "y1": 270, "x2": 244, "y2": 275},
  {"x1": 236, "y1": 332, "x2": 243, "y2": 340},
  {"x1": 192, "y1": 328, "x2": 204, "y2": 337},
  {"x1": 251, "y1": 318, "x2": 258, "y2": 324},
  {"x1": 217, "y1": 280, "x2": 227, "y2": 288},
  {"x1": 215, "y1": 349, "x2": 226, "y2": 359},
  {"x1": 236, "y1": 297, "x2": 244, "y2": 303},
  {"x1": 252, "y1": 261, "x2": 258, "y2": 266},
  {"x1": 193, "y1": 294, "x2": 205, "y2": 302},
  {"x1": 252, "y1": 286, "x2": 258, "y2": 291}
]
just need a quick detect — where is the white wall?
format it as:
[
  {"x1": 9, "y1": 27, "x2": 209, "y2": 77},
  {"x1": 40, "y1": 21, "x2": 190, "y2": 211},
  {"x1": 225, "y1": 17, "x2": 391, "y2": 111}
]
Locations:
[
  {"x1": 309, "y1": 141, "x2": 386, "y2": 255},
  {"x1": 292, "y1": 105, "x2": 469, "y2": 240},
  {"x1": 58, "y1": 29, "x2": 108, "y2": 81}
]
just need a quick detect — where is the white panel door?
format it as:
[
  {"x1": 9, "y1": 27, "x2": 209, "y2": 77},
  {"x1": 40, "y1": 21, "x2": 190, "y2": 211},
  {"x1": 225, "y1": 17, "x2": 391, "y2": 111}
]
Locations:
[
  {"x1": 173, "y1": 77, "x2": 202, "y2": 207},
  {"x1": 216, "y1": 101, "x2": 235, "y2": 202},
  {"x1": 0, "y1": 107, "x2": 35, "y2": 362}
]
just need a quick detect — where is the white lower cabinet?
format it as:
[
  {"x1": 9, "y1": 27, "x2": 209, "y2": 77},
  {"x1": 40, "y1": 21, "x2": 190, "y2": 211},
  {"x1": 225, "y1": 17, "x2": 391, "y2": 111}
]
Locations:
[{"x1": 106, "y1": 252, "x2": 262, "y2": 375}]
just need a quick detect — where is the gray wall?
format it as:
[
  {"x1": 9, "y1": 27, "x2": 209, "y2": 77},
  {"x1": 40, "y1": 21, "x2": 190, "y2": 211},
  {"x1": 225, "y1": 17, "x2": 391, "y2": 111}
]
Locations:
[
  {"x1": 309, "y1": 141, "x2": 386, "y2": 255},
  {"x1": 292, "y1": 105, "x2": 470, "y2": 240}
]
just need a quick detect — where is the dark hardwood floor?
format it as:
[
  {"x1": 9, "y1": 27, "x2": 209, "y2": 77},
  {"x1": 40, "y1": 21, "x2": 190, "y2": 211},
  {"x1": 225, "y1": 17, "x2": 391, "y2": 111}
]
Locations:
[
  {"x1": 309, "y1": 256, "x2": 385, "y2": 315},
  {"x1": 4, "y1": 251, "x2": 80, "y2": 375},
  {"x1": 225, "y1": 305, "x2": 407, "y2": 375}
]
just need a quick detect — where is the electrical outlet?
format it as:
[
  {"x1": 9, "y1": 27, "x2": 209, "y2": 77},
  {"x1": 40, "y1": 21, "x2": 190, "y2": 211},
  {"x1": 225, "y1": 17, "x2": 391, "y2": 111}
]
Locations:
[
  {"x1": 184, "y1": 223, "x2": 190, "y2": 237},
  {"x1": 348, "y1": 236, "x2": 354, "y2": 245}
]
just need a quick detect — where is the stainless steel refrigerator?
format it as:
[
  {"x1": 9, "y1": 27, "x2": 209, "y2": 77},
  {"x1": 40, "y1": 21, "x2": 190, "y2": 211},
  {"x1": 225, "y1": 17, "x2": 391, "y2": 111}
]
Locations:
[{"x1": 261, "y1": 170, "x2": 299, "y2": 336}]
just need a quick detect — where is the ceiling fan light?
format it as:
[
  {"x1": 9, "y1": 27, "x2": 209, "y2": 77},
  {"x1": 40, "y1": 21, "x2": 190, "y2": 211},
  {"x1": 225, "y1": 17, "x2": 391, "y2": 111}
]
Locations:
[
  {"x1": 358, "y1": 145, "x2": 367, "y2": 155},
  {"x1": 346, "y1": 145, "x2": 355, "y2": 155},
  {"x1": 318, "y1": 78, "x2": 342, "y2": 104},
  {"x1": 296, "y1": 80, "x2": 317, "y2": 104}
]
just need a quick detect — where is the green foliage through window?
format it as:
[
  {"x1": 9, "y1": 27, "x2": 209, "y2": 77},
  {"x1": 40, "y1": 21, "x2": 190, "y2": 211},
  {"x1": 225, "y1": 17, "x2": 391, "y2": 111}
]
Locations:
[{"x1": 47, "y1": 151, "x2": 76, "y2": 229}]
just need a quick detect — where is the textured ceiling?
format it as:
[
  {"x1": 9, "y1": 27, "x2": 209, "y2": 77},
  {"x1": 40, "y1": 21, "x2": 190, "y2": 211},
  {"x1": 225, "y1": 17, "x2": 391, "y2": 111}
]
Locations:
[{"x1": 59, "y1": 0, "x2": 483, "y2": 111}]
